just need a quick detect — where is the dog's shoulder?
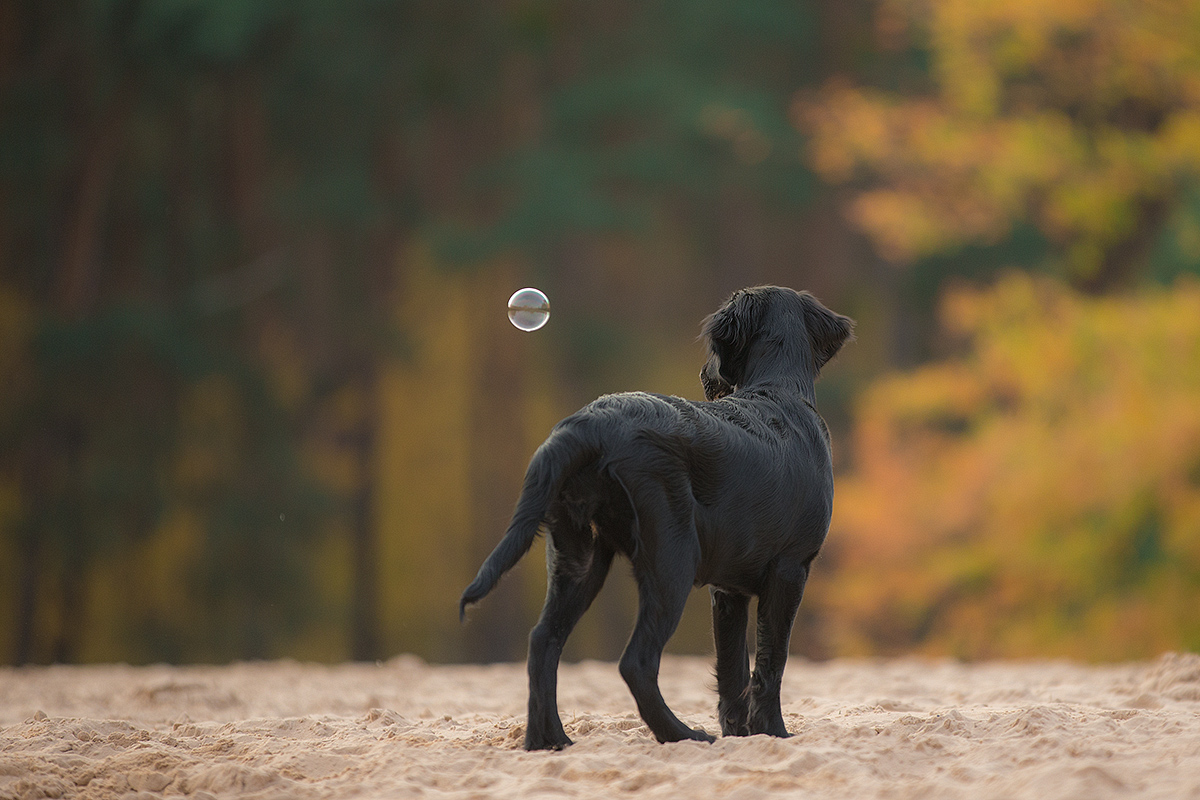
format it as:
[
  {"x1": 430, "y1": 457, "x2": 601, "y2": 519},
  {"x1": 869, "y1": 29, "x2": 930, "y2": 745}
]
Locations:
[
  {"x1": 699, "y1": 389, "x2": 832, "y2": 449},
  {"x1": 578, "y1": 390, "x2": 700, "y2": 418}
]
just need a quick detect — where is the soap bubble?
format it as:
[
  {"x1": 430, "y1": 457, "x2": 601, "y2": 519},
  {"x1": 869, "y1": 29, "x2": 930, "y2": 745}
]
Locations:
[{"x1": 507, "y1": 287, "x2": 550, "y2": 331}]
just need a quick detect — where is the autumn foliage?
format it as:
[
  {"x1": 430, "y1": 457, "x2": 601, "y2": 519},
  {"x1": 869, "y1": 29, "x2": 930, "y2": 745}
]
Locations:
[
  {"x1": 821, "y1": 275, "x2": 1200, "y2": 660},
  {"x1": 801, "y1": 0, "x2": 1200, "y2": 288}
]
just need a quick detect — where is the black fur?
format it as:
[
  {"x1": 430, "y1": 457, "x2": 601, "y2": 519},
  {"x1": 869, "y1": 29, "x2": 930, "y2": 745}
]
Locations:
[{"x1": 459, "y1": 286, "x2": 854, "y2": 750}]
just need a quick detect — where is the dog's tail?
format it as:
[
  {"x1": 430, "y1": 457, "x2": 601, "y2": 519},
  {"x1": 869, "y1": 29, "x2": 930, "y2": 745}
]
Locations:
[{"x1": 459, "y1": 424, "x2": 597, "y2": 621}]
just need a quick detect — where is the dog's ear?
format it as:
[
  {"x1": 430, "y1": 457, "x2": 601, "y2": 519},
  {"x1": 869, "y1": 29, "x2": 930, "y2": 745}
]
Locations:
[
  {"x1": 702, "y1": 289, "x2": 759, "y2": 388},
  {"x1": 802, "y1": 293, "x2": 855, "y2": 372}
]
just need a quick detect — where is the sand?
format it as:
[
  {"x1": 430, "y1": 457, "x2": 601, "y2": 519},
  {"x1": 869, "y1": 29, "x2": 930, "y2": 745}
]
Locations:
[{"x1": 1, "y1": 653, "x2": 1199, "y2": 799}]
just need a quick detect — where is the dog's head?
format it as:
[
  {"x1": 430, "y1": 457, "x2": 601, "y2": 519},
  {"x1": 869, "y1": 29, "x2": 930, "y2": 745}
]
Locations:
[{"x1": 700, "y1": 286, "x2": 854, "y2": 400}]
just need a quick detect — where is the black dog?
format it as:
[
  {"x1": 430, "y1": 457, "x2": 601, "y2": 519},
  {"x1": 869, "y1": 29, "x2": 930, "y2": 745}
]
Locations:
[{"x1": 460, "y1": 286, "x2": 853, "y2": 750}]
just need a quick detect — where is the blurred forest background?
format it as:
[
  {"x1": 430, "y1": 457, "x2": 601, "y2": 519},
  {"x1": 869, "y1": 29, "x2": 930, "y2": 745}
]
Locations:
[{"x1": 2, "y1": 0, "x2": 1199, "y2": 666}]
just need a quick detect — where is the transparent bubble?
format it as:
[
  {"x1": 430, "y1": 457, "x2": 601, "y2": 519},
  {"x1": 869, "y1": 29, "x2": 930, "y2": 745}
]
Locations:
[{"x1": 507, "y1": 287, "x2": 550, "y2": 331}]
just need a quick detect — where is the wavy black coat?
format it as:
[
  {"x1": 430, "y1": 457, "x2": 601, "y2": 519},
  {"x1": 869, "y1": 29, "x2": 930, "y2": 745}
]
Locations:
[{"x1": 459, "y1": 286, "x2": 854, "y2": 750}]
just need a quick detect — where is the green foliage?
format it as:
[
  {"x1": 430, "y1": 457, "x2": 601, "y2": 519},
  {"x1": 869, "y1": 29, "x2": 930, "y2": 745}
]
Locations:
[
  {"x1": 442, "y1": 0, "x2": 820, "y2": 266},
  {"x1": 1148, "y1": 184, "x2": 1200, "y2": 285}
]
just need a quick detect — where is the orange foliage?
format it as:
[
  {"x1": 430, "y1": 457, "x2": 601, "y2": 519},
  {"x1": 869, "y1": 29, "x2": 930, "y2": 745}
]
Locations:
[
  {"x1": 821, "y1": 275, "x2": 1200, "y2": 660},
  {"x1": 799, "y1": 0, "x2": 1200, "y2": 279}
]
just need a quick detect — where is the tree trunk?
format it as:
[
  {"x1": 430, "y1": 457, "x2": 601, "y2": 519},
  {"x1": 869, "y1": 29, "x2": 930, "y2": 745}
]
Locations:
[
  {"x1": 57, "y1": 79, "x2": 132, "y2": 318},
  {"x1": 349, "y1": 359, "x2": 383, "y2": 662},
  {"x1": 13, "y1": 521, "x2": 41, "y2": 665},
  {"x1": 13, "y1": 73, "x2": 131, "y2": 664}
]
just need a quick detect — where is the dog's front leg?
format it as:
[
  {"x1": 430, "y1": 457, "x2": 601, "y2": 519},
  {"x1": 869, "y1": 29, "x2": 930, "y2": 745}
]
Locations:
[
  {"x1": 748, "y1": 561, "x2": 809, "y2": 737},
  {"x1": 710, "y1": 587, "x2": 751, "y2": 736}
]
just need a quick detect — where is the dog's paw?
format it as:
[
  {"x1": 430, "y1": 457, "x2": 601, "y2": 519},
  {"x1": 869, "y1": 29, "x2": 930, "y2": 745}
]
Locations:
[
  {"x1": 718, "y1": 702, "x2": 751, "y2": 737},
  {"x1": 655, "y1": 725, "x2": 716, "y2": 744},
  {"x1": 747, "y1": 719, "x2": 791, "y2": 738},
  {"x1": 524, "y1": 732, "x2": 573, "y2": 751},
  {"x1": 747, "y1": 703, "x2": 793, "y2": 738},
  {"x1": 719, "y1": 716, "x2": 751, "y2": 737}
]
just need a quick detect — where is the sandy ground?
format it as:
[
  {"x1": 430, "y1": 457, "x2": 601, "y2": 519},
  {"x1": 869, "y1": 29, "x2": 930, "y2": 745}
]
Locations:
[{"x1": 1, "y1": 653, "x2": 1198, "y2": 800}]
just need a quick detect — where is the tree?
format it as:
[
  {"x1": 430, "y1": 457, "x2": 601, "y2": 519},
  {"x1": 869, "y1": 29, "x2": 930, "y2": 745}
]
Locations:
[
  {"x1": 816, "y1": 274, "x2": 1200, "y2": 660},
  {"x1": 0, "y1": 0, "x2": 424, "y2": 662},
  {"x1": 800, "y1": 0, "x2": 1200, "y2": 292},
  {"x1": 442, "y1": 0, "x2": 847, "y2": 661},
  {"x1": 1, "y1": 0, "x2": 872, "y2": 664}
]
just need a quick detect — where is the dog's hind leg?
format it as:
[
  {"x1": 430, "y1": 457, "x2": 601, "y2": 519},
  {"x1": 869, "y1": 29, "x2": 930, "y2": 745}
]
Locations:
[
  {"x1": 710, "y1": 587, "x2": 751, "y2": 736},
  {"x1": 525, "y1": 527, "x2": 614, "y2": 751},
  {"x1": 620, "y1": 568, "x2": 714, "y2": 744},
  {"x1": 747, "y1": 559, "x2": 810, "y2": 737},
  {"x1": 619, "y1": 498, "x2": 714, "y2": 744}
]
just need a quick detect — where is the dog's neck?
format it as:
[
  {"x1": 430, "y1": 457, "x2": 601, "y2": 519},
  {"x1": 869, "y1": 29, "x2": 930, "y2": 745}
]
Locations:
[
  {"x1": 739, "y1": 376, "x2": 817, "y2": 406},
  {"x1": 738, "y1": 344, "x2": 819, "y2": 406}
]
